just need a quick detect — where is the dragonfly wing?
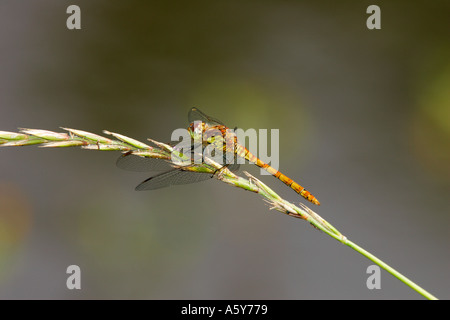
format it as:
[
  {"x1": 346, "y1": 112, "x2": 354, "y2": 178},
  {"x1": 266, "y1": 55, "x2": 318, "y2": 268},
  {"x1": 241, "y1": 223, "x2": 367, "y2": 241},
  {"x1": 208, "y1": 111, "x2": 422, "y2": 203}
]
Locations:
[
  {"x1": 226, "y1": 162, "x2": 240, "y2": 173},
  {"x1": 116, "y1": 153, "x2": 173, "y2": 172},
  {"x1": 135, "y1": 169, "x2": 212, "y2": 191},
  {"x1": 117, "y1": 142, "x2": 206, "y2": 172},
  {"x1": 188, "y1": 107, "x2": 224, "y2": 126},
  {"x1": 222, "y1": 151, "x2": 240, "y2": 172}
]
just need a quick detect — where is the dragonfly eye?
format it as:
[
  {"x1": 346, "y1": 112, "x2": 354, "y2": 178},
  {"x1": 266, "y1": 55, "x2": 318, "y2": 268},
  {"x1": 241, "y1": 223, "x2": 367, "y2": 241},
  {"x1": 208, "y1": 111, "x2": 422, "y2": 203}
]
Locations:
[{"x1": 189, "y1": 121, "x2": 203, "y2": 136}]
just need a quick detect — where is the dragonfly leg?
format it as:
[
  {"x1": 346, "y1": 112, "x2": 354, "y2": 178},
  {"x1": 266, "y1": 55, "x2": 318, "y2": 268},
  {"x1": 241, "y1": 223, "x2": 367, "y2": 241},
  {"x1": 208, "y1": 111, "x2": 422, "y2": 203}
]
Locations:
[{"x1": 212, "y1": 164, "x2": 230, "y2": 179}]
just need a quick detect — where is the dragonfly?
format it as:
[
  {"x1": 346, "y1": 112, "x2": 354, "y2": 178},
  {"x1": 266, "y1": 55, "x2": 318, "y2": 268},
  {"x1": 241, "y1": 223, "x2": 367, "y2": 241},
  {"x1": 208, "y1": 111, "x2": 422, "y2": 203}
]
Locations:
[{"x1": 117, "y1": 107, "x2": 320, "y2": 205}]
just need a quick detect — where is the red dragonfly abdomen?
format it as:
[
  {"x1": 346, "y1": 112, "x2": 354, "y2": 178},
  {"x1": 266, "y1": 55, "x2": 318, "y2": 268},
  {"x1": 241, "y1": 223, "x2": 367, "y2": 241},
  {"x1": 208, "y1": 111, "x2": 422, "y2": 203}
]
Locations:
[{"x1": 236, "y1": 144, "x2": 321, "y2": 205}]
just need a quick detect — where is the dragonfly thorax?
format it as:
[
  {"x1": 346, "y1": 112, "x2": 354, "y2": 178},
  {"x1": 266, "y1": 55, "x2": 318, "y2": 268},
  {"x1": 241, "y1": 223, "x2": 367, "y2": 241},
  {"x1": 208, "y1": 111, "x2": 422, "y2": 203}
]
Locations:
[{"x1": 188, "y1": 121, "x2": 206, "y2": 138}]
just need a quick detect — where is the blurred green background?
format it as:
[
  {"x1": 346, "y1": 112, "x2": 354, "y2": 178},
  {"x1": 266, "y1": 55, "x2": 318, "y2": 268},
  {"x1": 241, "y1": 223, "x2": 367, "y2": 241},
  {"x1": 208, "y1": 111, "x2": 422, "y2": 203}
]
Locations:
[{"x1": 0, "y1": 1, "x2": 449, "y2": 299}]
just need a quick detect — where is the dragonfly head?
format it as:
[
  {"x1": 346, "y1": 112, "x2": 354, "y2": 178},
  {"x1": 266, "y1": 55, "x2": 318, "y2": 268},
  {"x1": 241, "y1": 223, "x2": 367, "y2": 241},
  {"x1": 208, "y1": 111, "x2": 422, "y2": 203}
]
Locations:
[
  {"x1": 188, "y1": 121, "x2": 206, "y2": 138},
  {"x1": 188, "y1": 122, "x2": 235, "y2": 147}
]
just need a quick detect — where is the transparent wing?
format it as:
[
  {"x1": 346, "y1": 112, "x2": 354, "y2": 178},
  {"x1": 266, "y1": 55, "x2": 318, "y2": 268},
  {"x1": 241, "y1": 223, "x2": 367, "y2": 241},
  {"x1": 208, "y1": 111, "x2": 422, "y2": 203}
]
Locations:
[
  {"x1": 221, "y1": 150, "x2": 241, "y2": 172},
  {"x1": 116, "y1": 143, "x2": 237, "y2": 173},
  {"x1": 226, "y1": 161, "x2": 240, "y2": 173},
  {"x1": 188, "y1": 107, "x2": 224, "y2": 126},
  {"x1": 135, "y1": 169, "x2": 213, "y2": 191},
  {"x1": 116, "y1": 153, "x2": 173, "y2": 172}
]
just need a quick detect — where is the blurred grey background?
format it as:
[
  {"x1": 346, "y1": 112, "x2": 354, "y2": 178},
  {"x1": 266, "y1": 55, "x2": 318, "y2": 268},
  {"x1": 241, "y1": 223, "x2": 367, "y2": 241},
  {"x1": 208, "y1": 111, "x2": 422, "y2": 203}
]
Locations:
[{"x1": 0, "y1": 1, "x2": 449, "y2": 299}]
